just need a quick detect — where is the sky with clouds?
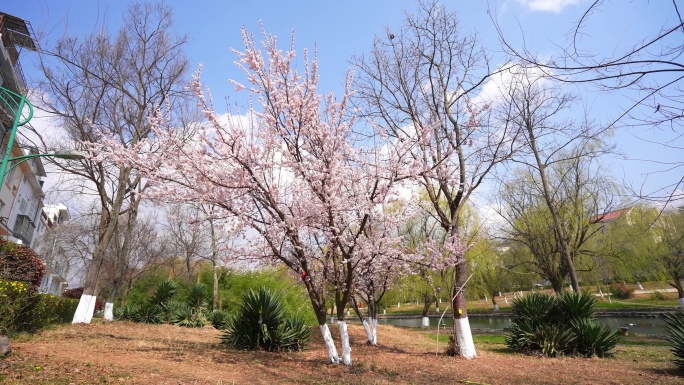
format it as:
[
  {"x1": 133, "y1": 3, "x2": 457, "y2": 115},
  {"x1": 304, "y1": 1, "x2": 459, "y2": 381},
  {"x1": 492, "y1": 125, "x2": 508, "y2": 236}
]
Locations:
[{"x1": 3, "y1": 0, "x2": 680, "y2": 215}]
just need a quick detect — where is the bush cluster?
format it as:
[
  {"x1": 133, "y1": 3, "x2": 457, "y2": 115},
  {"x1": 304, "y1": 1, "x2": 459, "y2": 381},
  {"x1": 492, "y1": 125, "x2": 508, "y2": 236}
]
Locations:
[
  {"x1": 609, "y1": 282, "x2": 635, "y2": 299},
  {"x1": 0, "y1": 239, "x2": 45, "y2": 291},
  {"x1": 62, "y1": 287, "x2": 105, "y2": 312},
  {"x1": 505, "y1": 292, "x2": 620, "y2": 357},
  {"x1": 0, "y1": 279, "x2": 78, "y2": 335},
  {"x1": 221, "y1": 287, "x2": 312, "y2": 352},
  {"x1": 664, "y1": 309, "x2": 684, "y2": 371},
  {"x1": 116, "y1": 279, "x2": 219, "y2": 328}
]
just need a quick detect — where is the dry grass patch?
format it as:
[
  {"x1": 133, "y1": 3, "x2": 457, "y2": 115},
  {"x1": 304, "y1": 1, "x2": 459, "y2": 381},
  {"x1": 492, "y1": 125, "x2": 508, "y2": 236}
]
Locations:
[{"x1": 0, "y1": 320, "x2": 681, "y2": 384}]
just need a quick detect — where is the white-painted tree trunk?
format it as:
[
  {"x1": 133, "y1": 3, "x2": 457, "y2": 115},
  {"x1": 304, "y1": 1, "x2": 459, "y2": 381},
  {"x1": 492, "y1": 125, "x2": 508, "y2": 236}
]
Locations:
[
  {"x1": 337, "y1": 321, "x2": 352, "y2": 366},
  {"x1": 454, "y1": 317, "x2": 477, "y2": 359},
  {"x1": 679, "y1": 297, "x2": 684, "y2": 309},
  {"x1": 371, "y1": 318, "x2": 378, "y2": 345},
  {"x1": 72, "y1": 294, "x2": 96, "y2": 324},
  {"x1": 103, "y1": 302, "x2": 114, "y2": 321},
  {"x1": 493, "y1": 304, "x2": 499, "y2": 311},
  {"x1": 362, "y1": 319, "x2": 375, "y2": 345},
  {"x1": 319, "y1": 324, "x2": 340, "y2": 364},
  {"x1": 85, "y1": 296, "x2": 97, "y2": 323},
  {"x1": 421, "y1": 316, "x2": 430, "y2": 328}
]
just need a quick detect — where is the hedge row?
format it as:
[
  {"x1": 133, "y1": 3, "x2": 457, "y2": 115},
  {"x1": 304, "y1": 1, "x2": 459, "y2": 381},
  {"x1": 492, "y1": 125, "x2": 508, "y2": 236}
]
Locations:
[{"x1": 0, "y1": 279, "x2": 78, "y2": 335}]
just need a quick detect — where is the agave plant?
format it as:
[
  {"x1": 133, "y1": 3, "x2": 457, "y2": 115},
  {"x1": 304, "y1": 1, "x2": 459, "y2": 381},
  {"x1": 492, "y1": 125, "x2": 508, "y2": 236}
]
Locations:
[
  {"x1": 556, "y1": 292, "x2": 597, "y2": 322},
  {"x1": 186, "y1": 283, "x2": 208, "y2": 310},
  {"x1": 172, "y1": 305, "x2": 210, "y2": 328},
  {"x1": 221, "y1": 287, "x2": 312, "y2": 352},
  {"x1": 510, "y1": 293, "x2": 555, "y2": 328},
  {"x1": 664, "y1": 309, "x2": 684, "y2": 370},
  {"x1": 131, "y1": 303, "x2": 164, "y2": 324},
  {"x1": 114, "y1": 304, "x2": 136, "y2": 321},
  {"x1": 506, "y1": 292, "x2": 619, "y2": 357},
  {"x1": 209, "y1": 310, "x2": 231, "y2": 330},
  {"x1": 571, "y1": 318, "x2": 620, "y2": 358},
  {"x1": 148, "y1": 279, "x2": 178, "y2": 310}
]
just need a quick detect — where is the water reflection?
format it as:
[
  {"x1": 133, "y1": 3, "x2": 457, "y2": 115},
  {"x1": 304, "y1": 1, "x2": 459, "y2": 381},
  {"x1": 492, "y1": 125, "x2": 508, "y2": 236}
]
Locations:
[{"x1": 376, "y1": 316, "x2": 669, "y2": 335}]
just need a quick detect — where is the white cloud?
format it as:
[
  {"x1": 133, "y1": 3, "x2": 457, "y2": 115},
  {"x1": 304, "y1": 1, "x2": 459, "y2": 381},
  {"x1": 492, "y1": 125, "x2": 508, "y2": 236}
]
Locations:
[
  {"x1": 471, "y1": 63, "x2": 549, "y2": 108},
  {"x1": 516, "y1": 0, "x2": 581, "y2": 13}
]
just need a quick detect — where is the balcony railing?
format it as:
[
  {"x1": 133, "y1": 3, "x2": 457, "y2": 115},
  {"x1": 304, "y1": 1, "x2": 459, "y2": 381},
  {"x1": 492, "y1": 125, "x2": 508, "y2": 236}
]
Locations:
[{"x1": 12, "y1": 213, "x2": 35, "y2": 244}]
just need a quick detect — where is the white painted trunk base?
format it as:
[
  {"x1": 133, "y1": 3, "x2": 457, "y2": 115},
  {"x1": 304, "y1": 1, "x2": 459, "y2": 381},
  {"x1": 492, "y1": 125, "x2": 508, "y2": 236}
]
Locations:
[
  {"x1": 421, "y1": 316, "x2": 430, "y2": 328},
  {"x1": 72, "y1": 294, "x2": 96, "y2": 324},
  {"x1": 371, "y1": 318, "x2": 378, "y2": 345},
  {"x1": 320, "y1": 324, "x2": 340, "y2": 364},
  {"x1": 362, "y1": 319, "x2": 374, "y2": 345},
  {"x1": 493, "y1": 304, "x2": 499, "y2": 311},
  {"x1": 85, "y1": 297, "x2": 96, "y2": 323},
  {"x1": 338, "y1": 321, "x2": 352, "y2": 366},
  {"x1": 679, "y1": 297, "x2": 684, "y2": 309},
  {"x1": 104, "y1": 302, "x2": 114, "y2": 321},
  {"x1": 454, "y1": 317, "x2": 477, "y2": 359}
]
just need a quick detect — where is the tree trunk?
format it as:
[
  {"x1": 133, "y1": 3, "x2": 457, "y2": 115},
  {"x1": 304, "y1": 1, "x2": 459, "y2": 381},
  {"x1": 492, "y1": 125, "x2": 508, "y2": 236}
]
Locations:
[
  {"x1": 525, "y1": 123, "x2": 580, "y2": 292},
  {"x1": 337, "y1": 320, "x2": 352, "y2": 366},
  {"x1": 209, "y1": 216, "x2": 219, "y2": 310},
  {"x1": 319, "y1": 323, "x2": 340, "y2": 364},
  {"x1": 450, "y1": 263, "x2": 476, "y2": 358},
  {"x1": 550, "y1": 277, "x2": 564, "y2": 294},
  {"x1": 73, "y1": 169, "x2": 132, "y2": 324}
]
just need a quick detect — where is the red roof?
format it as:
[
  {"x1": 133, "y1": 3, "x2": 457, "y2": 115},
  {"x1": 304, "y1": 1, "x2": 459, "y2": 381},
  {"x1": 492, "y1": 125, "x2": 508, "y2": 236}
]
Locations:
[{"x1": 591, "y1": 208, "x2": 631, "y2": 224}]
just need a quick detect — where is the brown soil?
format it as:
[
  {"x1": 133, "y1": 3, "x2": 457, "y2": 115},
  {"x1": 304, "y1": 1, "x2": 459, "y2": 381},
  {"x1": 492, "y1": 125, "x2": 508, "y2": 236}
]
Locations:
[{"x1": 0, "y1": 321, "x2": 681, "y2": 384}]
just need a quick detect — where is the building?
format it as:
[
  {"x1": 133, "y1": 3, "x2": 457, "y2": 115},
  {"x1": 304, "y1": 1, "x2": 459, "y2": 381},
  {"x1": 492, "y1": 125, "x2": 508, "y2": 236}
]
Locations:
[
  {"x1": 0, "y1": 12, "x2": 68, "y2": 295},
  {"x1": 0, "y1": 11, "x2": 41, "y2": 244},
  {"x1": 35, "y1": 203, "x2": 72, "y2": 295}
]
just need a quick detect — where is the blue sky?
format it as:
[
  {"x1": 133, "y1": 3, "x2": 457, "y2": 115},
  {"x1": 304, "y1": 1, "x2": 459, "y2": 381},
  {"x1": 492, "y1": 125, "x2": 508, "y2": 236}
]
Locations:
[{"x1": 4, "y1": 0, "x2": 680, "y2": 207}]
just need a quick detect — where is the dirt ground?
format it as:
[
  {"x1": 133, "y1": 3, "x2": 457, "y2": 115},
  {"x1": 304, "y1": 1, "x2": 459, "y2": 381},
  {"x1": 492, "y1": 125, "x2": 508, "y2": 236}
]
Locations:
[{"x1": 0, "y1": 320, "x2": 681, "y2": 384}]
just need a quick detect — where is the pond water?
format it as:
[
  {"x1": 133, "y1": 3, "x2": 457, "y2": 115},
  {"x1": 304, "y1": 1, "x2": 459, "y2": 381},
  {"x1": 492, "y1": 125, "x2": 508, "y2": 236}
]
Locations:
[{"x1": 375, "y1": 316, "x2": 669, "y2": 335}]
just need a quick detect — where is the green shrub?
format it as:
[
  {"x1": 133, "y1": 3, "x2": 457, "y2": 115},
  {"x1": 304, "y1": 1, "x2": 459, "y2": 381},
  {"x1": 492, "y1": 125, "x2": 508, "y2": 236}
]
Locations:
[
  {"x1": 0, "y1": 280, "x2": 33, "y2": 335},
  {"x1": 221, "y1": 288, "x2": 312, "y2": 352},
  {"x1": 119, "y1": 280, "x2": 217, "y2": 328},
  {"x1": 650, "y1": 291, "x2": 667, "y2": 301},
  {"x1": 119, "y1": 279, "x2": 179, "y2": 324},
  {"x1": 0, "y1": 240, "x2": 45, "y2": 291},
  {"x1": 664, "y1": 309, "x2": 684, "y2": 371},
  {"x1": 556, "y1": 291, "x2": 597, "y2": 322},
  {"x1": 571, "y1": 318, "x2": 620, "y2": 358},
  {"x1": 209, "y1": 310, "x2": 230, "y2": 329},
  {"x1": 186, "y1": 283, "x2": 208, "y2": 309},
  {"x1": 172, "y1": 305, "x2": 209, "y2": 328},
  {"x1": 114, "y1": 304, "x2": 136, "y2": 321},
  {"x1": 505, "y1": 292, "x2": 619, "y2": 357},
  {"x1": 0, "y1": 279, "x2": 78, "y2": 335},
  {"x1": 609, "y1": 282, "x2": 634, "y2": 299},
  {"x1": 148, "y1": 279, "x2": 178, "y2": 310},
  {"x1": 62, "y1": 287, "x2": 105, "y2": 312}
]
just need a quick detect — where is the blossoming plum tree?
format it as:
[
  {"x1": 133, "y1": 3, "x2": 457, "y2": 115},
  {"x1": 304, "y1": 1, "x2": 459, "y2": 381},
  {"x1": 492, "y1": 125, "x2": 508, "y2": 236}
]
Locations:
[{"x1": 92, "y1": 26, "x2": 413, "y2": 366}]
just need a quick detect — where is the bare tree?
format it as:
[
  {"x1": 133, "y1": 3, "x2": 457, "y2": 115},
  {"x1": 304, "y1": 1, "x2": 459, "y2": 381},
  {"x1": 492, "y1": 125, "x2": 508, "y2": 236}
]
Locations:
[
  {"x1": 499, "y1": 154, "x2": 618, "y2": 293},
  {"x1": 353, "y1": 0, "x2": 517, "y2": 358},
  {"x1": 493, "y1": 66, "x2": 616, "y2": 292},
  {"x1": 98, "y1": 210, "x2": 172, "y2": 309},
  {"x1": 164, "y1": 204, "x2": 208, "y2": 281},
  {"x1": 29, "y1": 2, "x2": 189, "y2": 322},
  {"x1": 494, "y1": 1, "x2": 684, "y2": 203}
]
